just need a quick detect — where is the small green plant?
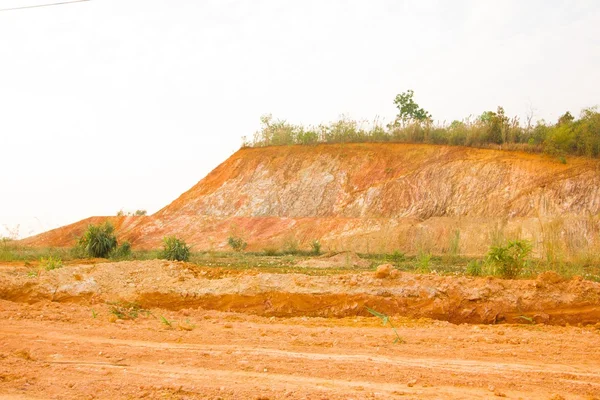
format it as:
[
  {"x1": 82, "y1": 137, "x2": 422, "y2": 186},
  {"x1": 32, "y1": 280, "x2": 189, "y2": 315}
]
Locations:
[
  {"x1": 486, "y1": 239, "x2": 532, "y2": 279},
  {"x1": 416, "y1": 251, "x2": 432, "y2": 273},
  {"x1": 310, "y1": 240, "x2": 321, "y2": 256},
  {"x1": 160, "y1": 236, "x2": 190, "y2": 261},
  {"x1": 40, "y1": 256, "x2": 63, "y2": 271},
  {"x1": 159, "y1": 315, "x2": 173, "y2": 328},
  {"x1": 77, "y1": 222, "x2": 118, "y2": 258},
  {"x1": 446, "y1": 229, "x2": 461, "y2": 261},
  {"x1": 91, "y1": 308, "x2": 98, "y2": 319},
  {"x1": 27, "y1": 269, "x2": 39, "y2": 278},
  {"x1": 108, "y1": 301, "x2": 145, "y2": 320},
  {"x1": 466, "y1": 260, "x2": 483, "y2": 276},
  {"x1": 365, "y1": 306, "x2": 404, "y2": 344},
  {"x1": 227, "y1": 236, "x2": 247, "y2": 252},
  {"x1": 516, "y1": 315, "x2": 535, "y2": 324}
]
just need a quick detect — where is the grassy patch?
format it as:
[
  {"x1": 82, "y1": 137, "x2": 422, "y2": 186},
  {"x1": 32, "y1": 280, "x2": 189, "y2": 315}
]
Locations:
[{"x1": 108, "y1": 301, "x2": 148, "y2": 320}]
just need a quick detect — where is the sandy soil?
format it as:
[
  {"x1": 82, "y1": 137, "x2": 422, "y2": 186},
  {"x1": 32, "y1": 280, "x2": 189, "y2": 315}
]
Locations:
[{"x1": 1, "y1": 261, "x2": 600, "y2": 399}]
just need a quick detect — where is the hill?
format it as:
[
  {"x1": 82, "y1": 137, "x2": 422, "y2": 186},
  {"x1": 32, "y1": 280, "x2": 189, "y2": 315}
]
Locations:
[{"x1": 21, "y1": 143, "x2": 600, "y2": 256}]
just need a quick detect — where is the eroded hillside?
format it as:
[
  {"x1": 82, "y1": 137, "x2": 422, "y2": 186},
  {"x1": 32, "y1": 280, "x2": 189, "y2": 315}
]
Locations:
[{"x1": 22, "y1": 143, "x2": 600, "y2": 255}]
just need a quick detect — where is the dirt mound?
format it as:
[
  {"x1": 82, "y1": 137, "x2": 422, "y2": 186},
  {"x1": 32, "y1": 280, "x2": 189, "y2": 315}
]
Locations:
[
  {"x1": 1, "y1": 260, "x2": 599, "y2": 325},
  {"x1": 20, "y1": 143, "x2": 600, "y2": 256},
  {"x1": 296, "y1": 252, "x2": 370, "y2": 269}
]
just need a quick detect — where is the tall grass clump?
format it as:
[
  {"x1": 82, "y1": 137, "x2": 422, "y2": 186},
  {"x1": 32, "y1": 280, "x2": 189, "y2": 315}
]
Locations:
[
  {"x1": 77, "y1": 222, "x2": 118, "y2": 258},
  {"x1": 40, "y1": 255, "x2": 63, "y2": 271},
  {"x1": 160, "y1": 236, "x2": 190, "y2": 262},
  {"x1": 486, "y1": 240, "x2": 532, "y2": 279},
  {"x1": 310, "y1": 240, "x2": 322, "y2": 255}
]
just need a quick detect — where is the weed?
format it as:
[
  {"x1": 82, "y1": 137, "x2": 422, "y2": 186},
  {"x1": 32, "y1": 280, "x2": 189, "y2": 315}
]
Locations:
[
  {"x1": 310, "y1": 240, "x2": 322, "y2": 256},
  {"x1": 27, "y1": 269, "x2": 39, "y2": 278},
  {"x1": 416, "y1": 251, "x2": 432, "y2": 273},
  {"x1": 466, "y1": 260, "x2": 483, "y2": 276},
  {"x1": 161, "y1": 236, "x2": 190, "y2": 261},
  {"x1": 40, "y1": 256, "x2": 63, "y2": 271},
  {"x1": 108, "y1": 301, "x2": 145, "y2": 320},
  {"x1": 365, "y1": 306, "x2": 404, "y2": 344},
  {"x1": 91, "y1": 308, "x2": 98, "y2": 319},
  {"x1": 159, "y1": 315, "x2": 173, "y2": 327},
  {"x1": 487, "y1": 240, "x2": 532, "y2": 279},
  {"x1": 445, "y1": 229, "x2": 461, "y2": 262},
  {"x1": 389, "y1": 250, "x2": 406, "y2": 265}
]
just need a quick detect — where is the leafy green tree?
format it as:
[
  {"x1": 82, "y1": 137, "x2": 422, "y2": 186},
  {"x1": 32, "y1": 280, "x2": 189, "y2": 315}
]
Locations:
[
  {"x1": 392, "y1": 90, "x2": 432, "y2": 126},
  {"x1": 557, "y1": 111, "x2": 574, "y2": 126},
  {"x1": 480, "y1": 107, "x2": 510, "y2": 144}
]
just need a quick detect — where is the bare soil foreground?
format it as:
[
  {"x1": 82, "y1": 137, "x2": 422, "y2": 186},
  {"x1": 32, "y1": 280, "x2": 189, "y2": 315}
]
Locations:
[{"x1": 1, "y1": 261, "x2": 600, "y2": 399}]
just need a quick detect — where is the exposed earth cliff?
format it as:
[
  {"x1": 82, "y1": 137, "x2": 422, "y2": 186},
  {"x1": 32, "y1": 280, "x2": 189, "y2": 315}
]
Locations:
[{"x1": 22, "y1": 143, "x2": 600, "y2": 255}]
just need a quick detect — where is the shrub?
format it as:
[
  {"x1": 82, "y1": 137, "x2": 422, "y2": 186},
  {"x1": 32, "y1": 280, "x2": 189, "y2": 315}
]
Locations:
[
  {"x1": 310, "y1": 240, "x2": 321, "y2": 256},
  {"x1": 110, "y1": 241, "x2": 132, "y2": 260},
  {"x1": 77, "y1": 222, "x2": 117, "y2": 258},
  {"x1": 227, "y1": 236, "x2": 247, "y2": 252},
  {"x1": 263, "y1": 247, "x2": 278, "y2": 256},
  {"x1": 486, "y1": 240, "x2": 532, "y2": 279},
  {"x1": 161, "y1": 236, "x2": 190, "y2": 261}
]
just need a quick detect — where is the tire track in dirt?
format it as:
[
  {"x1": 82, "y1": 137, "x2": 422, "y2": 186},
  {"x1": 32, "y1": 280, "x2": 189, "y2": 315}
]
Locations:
[
  {"x1": 2, "y1": 305, "x2": 600, "y2": 400},
  {"x1": 8, "y1": 329, "x2": 600, "y2": 382}
]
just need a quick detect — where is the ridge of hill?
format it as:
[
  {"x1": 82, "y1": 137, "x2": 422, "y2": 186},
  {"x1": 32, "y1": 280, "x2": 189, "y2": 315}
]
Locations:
[{"x1": 21, "y1": 143, "x2": 600, "y2": 256}]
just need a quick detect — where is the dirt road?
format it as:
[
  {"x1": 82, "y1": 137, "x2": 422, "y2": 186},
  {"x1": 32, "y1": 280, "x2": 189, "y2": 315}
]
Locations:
[{"x1": 1, "y1": 299, "x2": 599, "y2": 399}]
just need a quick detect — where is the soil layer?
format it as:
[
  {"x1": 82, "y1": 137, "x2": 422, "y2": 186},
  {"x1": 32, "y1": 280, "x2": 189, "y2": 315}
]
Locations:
[{"x1": 1, "y1": 261, "x2": 600, "y2": 398}]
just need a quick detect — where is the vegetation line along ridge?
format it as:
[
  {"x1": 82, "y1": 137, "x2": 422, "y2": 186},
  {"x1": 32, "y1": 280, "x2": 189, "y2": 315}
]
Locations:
[{"x1": 243, "y1": 90, "x2": 600, "y2": 161}]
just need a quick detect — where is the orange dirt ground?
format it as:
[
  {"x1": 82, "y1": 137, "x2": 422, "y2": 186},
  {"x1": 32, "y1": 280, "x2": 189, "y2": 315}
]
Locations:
[{"x1": 1, "y1": 261, "x2": 600, "y2": 399}]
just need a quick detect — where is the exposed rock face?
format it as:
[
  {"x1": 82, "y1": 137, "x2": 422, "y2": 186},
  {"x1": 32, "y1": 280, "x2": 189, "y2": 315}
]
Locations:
[{"x1": 21, "y1": 143, "x2": 600, "y2": 255}]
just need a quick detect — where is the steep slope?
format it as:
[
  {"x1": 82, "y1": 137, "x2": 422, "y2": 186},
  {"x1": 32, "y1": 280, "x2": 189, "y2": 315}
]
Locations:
[{"x1": 21, "y1": 143, "x2": 600, "y2": 255}]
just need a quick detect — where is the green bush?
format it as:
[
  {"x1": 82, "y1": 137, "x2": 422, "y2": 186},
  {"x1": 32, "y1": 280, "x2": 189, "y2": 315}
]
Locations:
[
  {"x1": 161, "y1": 236, "x2": 190, "y2": 261},
  {"x1": 310, "y1": 240, "x2": 321, "y2": 256},
  {"x1": 262, "y1": 247, "x2": 278, "y2": 256},
  {"x1": 110, "y1": 241, "x2": 132, "y2": 260},
  {"x1": 77, "y1": 222, "x2": 117, "y2": 258},
  {"x1": 227, "y1": 236, "x2": 247, "y2": 252},
  {"x1": 486, "y1": 240, "x2": 532, "y2": 279}
]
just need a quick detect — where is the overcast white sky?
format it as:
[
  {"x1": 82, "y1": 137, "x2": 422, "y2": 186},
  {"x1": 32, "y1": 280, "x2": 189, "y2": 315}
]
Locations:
[{"x1": 1, "y1": 0, "x2": 599, "y2": 238}]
